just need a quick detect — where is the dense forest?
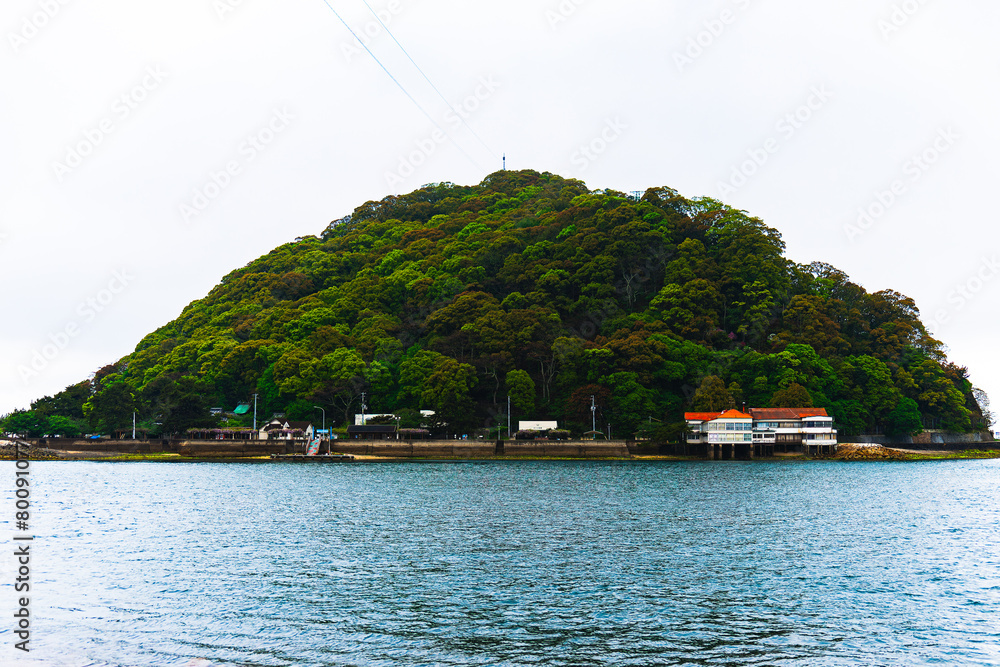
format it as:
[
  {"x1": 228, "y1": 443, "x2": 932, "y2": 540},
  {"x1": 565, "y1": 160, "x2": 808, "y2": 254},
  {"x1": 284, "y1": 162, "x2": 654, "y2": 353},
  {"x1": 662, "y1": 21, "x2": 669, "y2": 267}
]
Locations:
[{"x1": 4, "y1": 170, "x2": 991, "y2": 439}]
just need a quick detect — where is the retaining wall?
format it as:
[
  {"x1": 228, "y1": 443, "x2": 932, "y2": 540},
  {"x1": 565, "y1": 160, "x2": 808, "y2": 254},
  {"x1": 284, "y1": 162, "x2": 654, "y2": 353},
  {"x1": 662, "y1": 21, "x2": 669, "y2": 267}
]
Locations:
[
  {"x1": 333, "y1": 440, "x2": 632, "y2": 458},
  {"x1": 27, "y1": 438, "x2": 633, "y2": 458},
  {"x1": 840, "y1": 430, "x2": 996, "y2": 450},
  {"x1": 28, "y1": 439, "x2": 287, "y2": 456}
]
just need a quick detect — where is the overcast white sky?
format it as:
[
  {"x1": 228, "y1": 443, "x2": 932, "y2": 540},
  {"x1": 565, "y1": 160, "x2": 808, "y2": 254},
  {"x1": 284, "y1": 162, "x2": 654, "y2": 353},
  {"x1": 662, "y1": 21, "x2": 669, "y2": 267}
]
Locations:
[{"x1": 2, "y1": 0, "x2": 998, "y2": 423}]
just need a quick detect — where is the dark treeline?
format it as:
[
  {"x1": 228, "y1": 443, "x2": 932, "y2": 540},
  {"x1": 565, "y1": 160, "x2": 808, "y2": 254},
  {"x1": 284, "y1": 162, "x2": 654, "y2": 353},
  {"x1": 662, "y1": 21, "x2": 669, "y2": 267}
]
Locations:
[{"x1": 5, "y1": 170, "x2": 989, "y2": 439}]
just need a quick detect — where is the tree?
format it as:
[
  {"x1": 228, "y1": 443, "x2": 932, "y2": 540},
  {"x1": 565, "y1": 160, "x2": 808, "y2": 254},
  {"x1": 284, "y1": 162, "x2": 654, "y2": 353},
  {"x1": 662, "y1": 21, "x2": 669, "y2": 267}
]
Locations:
[
  {"x1": 652, "y1": 420, "x2": 692, "y2": 445},
  {"x1": 909, "y1": 359, "x2": 970, "y2": 431},
  {"x1": 565, "y1": 384, "x2": 612, "y2": 432},
  {"x1": 420, "y1": 356, "x2": 478, "y2": 432},
  {"x1": 733, "y1": 280, "x2": 775, "y2": 343},
  {"x1": 284, "y1": 399, "x2": 318, "y2": 421},
  {"x1": 46, "y1": 415, "x2": 84, "y2": 437},
  {"x1": 650, "y1": 279, "x2": 722, "y2": 341},
  {"x1": 214, "y1": 341, "x2": 271, "y2": 405},
  {"x1": 829, "y1": 399, "x2": 867, "y2": 437},
  {"x1": 727, "y1": 381, "x2": 744, "y2": 409},
  {"x1": 843, "y1": 355, "x2": 902, "y2": 430},
  {"x1": 604, "y1": 371, "x2": 656, "y2": 436},
  {"x1": 152, "y1": 376, "x2": 214, "y2": 436},
  {"x1": 31, "y1": 380, "x2": 92, "y2": 420},
  {"x1": 770, "y1": 382, "x2": 813, "y2": 408},
  {"x1": 1, "y1": 411, "x2": 48, "y2": 437},
  {"x1": 399, "y1": 350, "x2": 448, "y2": 405},
  {"x1": 83, "y1": 378, "x2": 136, "y2": 435},
  {"x1": 312, "y1": 348, "x2": 369, "y2": 427},
  {"x1": 972, "y1": 387, "x2": 994, "y2": 429},
  {"x1": 885, "y1": 398, "x2": 923, "y2": 436},
  {"x1": 505, "y1": 369, "x2": 536, "y2": 416},
  {"x1": 775, "y1": 295, "x2": 849, "y2": 357},
  {"x1": 690, "y1": 376, "x2": 733, "y2": 412},
  {"x1": 364, "y1": 361, "x2": 394, "y2": 403}
]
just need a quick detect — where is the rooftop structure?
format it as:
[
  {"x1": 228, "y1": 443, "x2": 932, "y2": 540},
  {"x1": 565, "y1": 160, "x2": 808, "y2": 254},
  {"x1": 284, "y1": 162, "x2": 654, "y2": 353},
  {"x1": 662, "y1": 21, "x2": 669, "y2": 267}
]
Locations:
[{"x1": 259, "y1": 419, "x2": 314, "y2": 440}]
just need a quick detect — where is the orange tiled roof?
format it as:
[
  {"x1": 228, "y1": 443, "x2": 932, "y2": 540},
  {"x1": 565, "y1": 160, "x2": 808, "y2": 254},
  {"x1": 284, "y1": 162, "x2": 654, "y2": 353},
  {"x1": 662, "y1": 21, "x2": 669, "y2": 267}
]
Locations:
[
  {"x1": 791, "y1": 408, "x2": 829, "y2": 417},
  {"x1": 716, "y1": 409, "x2": 753, "y2": 420},
  {"x1": 749, "y1": 408, "x2": 829, "y2": 420},
  {"x1": 689, "y1": 408, "x2": 827, "y2": 421},
  {"x1": 684, "y1": 410, "x2": 753, "y2": 421},
  {"x1": 684, "y1": 412, "x2": 723, "y2": 422}
]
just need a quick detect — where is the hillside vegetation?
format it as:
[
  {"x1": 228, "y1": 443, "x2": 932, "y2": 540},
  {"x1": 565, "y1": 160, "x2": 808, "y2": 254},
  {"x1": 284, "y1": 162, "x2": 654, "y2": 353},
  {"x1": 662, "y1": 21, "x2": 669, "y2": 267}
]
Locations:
[{"x1": 10, "y1": 170, "x2": 990, "y2": 438}]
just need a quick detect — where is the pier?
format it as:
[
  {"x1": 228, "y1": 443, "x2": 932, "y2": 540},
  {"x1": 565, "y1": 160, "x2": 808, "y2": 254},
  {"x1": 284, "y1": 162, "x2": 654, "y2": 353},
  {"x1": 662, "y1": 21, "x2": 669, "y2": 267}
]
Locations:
[{"x1": 270, "y1": 454, "x2": 355, "y2": 461}]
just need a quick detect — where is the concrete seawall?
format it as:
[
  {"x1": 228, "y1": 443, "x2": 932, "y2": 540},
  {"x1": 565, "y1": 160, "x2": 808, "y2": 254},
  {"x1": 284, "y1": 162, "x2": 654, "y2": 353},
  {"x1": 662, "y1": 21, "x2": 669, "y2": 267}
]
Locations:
[
  {"x1": 30, "y1": 438, "x2": 288, "y2": 456},
  {"x1": 27, "y1": 438, "x2": 633, "y2": 459},
  {"x1": 329, "y1": 440, "x2": 632, "y2": 458},
  {"x1": 841, "y1": 430, "x2": 996, "y2": 450}
]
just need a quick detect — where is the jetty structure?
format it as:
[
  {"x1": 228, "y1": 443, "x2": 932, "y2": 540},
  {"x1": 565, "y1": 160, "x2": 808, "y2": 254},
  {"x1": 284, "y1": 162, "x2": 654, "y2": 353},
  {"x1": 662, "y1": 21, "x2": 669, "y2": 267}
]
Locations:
[
  {"x1": 684, "y1": 408, "x2": 837, "y2": 459},
  {"x1": 270, "y1": 453, "x2": 355, "y2": 462}
]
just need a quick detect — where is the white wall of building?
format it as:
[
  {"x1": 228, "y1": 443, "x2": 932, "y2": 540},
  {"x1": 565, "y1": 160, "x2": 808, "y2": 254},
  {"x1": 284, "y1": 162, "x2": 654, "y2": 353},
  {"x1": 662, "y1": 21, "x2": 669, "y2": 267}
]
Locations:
[{"x1": 519, "y1": 421, "x2": 558, "y2": 431}]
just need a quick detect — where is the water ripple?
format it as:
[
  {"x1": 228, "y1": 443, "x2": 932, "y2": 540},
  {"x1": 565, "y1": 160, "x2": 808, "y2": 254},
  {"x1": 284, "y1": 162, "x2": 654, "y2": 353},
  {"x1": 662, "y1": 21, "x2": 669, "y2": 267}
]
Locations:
[{"x1": 5, "y1": 460, "x2": 999, "y2": 666}]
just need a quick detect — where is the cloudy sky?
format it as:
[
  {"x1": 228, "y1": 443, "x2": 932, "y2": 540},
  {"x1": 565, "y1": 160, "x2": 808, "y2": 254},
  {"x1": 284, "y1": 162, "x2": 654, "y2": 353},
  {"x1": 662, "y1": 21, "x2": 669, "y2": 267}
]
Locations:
[{"x1": 3, "y1": 0, "x2": 998, "y2": 422}]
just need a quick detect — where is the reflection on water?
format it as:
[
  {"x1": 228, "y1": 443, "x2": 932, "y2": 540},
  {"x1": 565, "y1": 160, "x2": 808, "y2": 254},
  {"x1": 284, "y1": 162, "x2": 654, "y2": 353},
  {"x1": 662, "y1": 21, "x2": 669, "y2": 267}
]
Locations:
[{"x1": 5, "y1": 459, "x2": 1000, "y2": 666}]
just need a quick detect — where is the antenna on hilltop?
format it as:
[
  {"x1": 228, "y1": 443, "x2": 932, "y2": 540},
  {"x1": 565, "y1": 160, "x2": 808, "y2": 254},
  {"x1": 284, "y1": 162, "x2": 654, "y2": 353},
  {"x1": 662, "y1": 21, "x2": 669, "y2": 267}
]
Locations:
[{"x1": 503, "y1": 153, "x2": 506, "y2": 171}]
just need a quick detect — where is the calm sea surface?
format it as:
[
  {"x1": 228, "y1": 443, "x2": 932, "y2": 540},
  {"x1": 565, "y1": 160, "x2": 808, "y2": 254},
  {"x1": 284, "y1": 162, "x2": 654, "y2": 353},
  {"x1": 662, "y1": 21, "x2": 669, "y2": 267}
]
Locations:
[{"x1": 3, "y1": 460, "x2": 999, "y2": 666}]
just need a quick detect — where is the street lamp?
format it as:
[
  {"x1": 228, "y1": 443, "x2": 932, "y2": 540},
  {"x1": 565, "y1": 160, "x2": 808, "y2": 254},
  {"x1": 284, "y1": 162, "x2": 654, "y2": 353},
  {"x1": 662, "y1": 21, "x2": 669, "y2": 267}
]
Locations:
[
  {"x1": 507, "y1": 394, "x2": 511, "y2": 441},
  {"x1": 252, "y1": 393, "x2": 258, "y2": 434}
]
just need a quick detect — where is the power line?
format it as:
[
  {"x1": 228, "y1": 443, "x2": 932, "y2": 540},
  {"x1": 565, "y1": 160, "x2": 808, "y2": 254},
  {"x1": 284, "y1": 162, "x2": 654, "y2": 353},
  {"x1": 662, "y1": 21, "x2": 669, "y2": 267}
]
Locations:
[
  {"x1": 358, "y1": 0, "x2": 499, "y2": 160},
  {"x1": 317, "y1": 0, "x2": 484, "y2": 171}
]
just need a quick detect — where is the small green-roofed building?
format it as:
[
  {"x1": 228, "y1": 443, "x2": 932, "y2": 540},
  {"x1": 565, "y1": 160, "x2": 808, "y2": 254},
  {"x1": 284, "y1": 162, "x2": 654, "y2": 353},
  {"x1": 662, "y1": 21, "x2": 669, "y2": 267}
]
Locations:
[{"x1": 233, "y1": 403, "x2": 251, "y2": 416}]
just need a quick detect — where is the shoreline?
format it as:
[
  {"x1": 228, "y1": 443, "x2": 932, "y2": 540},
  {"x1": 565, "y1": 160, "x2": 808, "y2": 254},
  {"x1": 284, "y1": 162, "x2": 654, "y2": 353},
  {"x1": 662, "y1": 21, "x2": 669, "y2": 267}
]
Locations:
[
  {"x1": 4, "y1": 438, "x2": 998, "y2": 463},
  {"x1": 4, "y1": 449, "x2": 999, "y2": 463}
]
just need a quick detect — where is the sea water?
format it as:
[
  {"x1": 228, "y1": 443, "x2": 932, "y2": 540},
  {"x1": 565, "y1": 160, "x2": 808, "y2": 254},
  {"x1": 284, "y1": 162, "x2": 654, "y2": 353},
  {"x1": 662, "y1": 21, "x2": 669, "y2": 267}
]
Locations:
[{"x1": 3, "y1": 459, "x2": 999, "y2": 666}]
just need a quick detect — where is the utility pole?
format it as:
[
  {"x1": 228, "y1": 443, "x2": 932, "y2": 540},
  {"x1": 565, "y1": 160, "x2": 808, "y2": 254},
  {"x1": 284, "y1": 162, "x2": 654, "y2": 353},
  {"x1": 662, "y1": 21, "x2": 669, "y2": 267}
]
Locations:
[
  {"x1": 591, "y1": 395, "x2": 596, "y2": 435},
  {"x1": 252, "y1": 393, "x2": 258, "y2": 434},
  {"x1": 361, "y1": 392, "x2": 367, "y2": 425},
  {"x1": 132, "y1": 411, "x2": 136, "y2": 441},
  {"x1": 507, "y1": 394, "x2": 511, "y2": 440}
]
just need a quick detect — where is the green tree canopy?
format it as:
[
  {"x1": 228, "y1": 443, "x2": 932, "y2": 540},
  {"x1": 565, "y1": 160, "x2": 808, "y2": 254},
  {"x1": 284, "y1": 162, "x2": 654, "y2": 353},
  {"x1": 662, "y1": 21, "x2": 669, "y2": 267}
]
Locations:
[
  {"x1": 506, "y1": 369, "x2": 536, "y2": 416},
  {"x1": 770, "y1": 383, "x2": 813, "y2": 408},
  {"x1": 25, "y1": 170, "x2": 987, "y2": 437},
  {"x1": 690, "y1": 376, "x2": 734, "y2": 412}
]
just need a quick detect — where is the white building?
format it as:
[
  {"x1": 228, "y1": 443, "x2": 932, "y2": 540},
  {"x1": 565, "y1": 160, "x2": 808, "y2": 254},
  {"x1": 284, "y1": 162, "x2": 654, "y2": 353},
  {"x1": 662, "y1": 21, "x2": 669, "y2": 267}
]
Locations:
[
  {"x1": 354, "y1": 410, "x2": 437, "y2": 426},
  {"x1": 259, "y1": 419, "x2": 314, "y2": 440},
  {"x1": 519, "y1": 421, "x2": 559, "y2": 431},
  {"x1": 685, "y1": 408, "x2": 837, "y2": 452},
  {"x1": 748, "y1": 408, "x2": 837, "y2": 447},
  {"x1": 684, "y1": 410, "x2": 753, "y2": 445}
]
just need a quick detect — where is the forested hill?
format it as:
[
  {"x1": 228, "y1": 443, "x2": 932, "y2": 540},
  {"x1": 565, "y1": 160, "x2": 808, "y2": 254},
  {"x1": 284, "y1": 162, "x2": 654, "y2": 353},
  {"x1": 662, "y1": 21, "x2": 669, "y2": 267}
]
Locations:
[{"x1": 22, "y1": 170, "x2": 990, "y2": 438}]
